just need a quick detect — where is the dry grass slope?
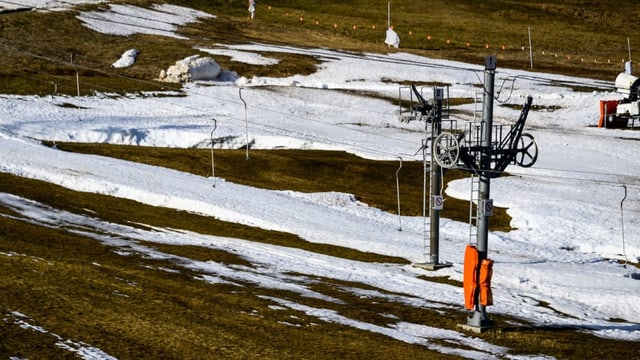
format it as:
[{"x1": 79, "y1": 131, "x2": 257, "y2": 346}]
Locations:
[
  {"x1": 1, "y1": 0, "x2": 637, "y2": 95},
  {"x1": 2, "y1": 170, "x2": 639, "y2": 359}
]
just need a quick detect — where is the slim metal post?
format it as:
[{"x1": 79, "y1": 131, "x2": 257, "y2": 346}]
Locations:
[
  {"x1": 239, "y1": 88, "x2": 250, "y2": 160},
  {"x1": 71, "y1": 54, "x2": 80, "y2": 96},
  {"x1": 528, "y1": 27, "x2": 533, "y2": 70},
  {"x1": 51, "y1": 82, "x2": 58, "y2": 148},
  {"x1": 210, "y1": 118, "x2": 217, "y2": 187},
  {"x1": 396, "y1": 156, "x2": 403, "y2": 231}
]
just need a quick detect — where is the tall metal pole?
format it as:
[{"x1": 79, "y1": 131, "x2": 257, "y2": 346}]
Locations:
[
  {"x1": 467, "y1": 56, "x2": 496, "y2": 329},
  {"x1": 429, "y1": 88, "x2": 443, "y2": 265},
  {"x1": 415, "y1": 87, "x2": 451, "y2": 271}
]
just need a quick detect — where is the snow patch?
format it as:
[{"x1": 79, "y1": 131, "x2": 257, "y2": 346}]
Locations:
[
  {"x1": 76, "y1": 3, "x2": 214, "y2": 39},
  {"x1": 111, "y1": 49, "x2": 139, "y2": 68}
]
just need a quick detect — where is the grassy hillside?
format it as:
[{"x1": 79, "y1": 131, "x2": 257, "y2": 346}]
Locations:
[
  {"x1": 2, "y1": 161, "x2": 639, "y2": 359},
  {"x1": 0, "y1": 0, "x2": 637, "y2": 95}
]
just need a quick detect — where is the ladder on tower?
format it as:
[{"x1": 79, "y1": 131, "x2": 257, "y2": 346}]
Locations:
[
  {"x1": 474, "y1": 90, "x2": 483, "y2": 122},
  {"x1": 468, "y1": 172, "x2": 479, "y2": 245},
  {"x1": 464, "y1": 119, "x2": 483, "y2": 246},
  {"x1": 423, "y1": 200, "x2": 431, "y2": 260},
  {"x1": 422, "y1": 136, "x2": 432, "y2": 261}
]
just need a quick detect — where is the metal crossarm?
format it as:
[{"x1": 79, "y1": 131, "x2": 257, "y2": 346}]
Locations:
[
  {"x1": 492, "y1": 96, "x2": 533, "y2": 174},
  {"x1": 411, "y1": 84, "x2": 435, "y2": 121},
  {"x1": 439, "y1": 96, "x2": 536, "y2": 177}
]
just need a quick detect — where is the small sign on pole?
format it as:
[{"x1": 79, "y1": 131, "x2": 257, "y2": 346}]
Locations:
[
  {"x1": 433, "y1": 195, "x2": 444, "y2": 210},
  {"x1": 479, "y1": 199, "x2": 494, "y2": 216}
]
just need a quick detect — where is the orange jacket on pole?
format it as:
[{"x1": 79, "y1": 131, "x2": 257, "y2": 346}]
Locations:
[
  {"x1": 479, "y1": 258, "x2": 494, "y2": 306},
  {"x1": 463, "y1": 244, "x2": 479, "y2": 310}
]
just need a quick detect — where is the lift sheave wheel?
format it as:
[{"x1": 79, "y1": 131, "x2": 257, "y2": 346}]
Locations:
[
  {"x1": 433, "y1": 132, "x2": 460, "y2": 168},
  {"x1": 515, "y1": 133, "x2": 538, "y2": 167}
]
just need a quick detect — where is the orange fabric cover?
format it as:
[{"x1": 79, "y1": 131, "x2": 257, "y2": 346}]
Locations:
[
  {"x1": 479, "y1": 258, "x2": 494, "y2": 306},
  {"x1": 463, "y1": 245, "x2": 479, "y2": 310}
]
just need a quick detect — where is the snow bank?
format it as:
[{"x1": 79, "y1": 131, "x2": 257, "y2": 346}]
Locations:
[{"x1": 158, "y1": 55, "x2": 221, "y2": 83}]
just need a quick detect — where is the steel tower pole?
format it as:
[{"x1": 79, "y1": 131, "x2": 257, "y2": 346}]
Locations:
[
  {"x1": 467, "y1": 56, "x2": 496, "y2": 329},
  {"x1": 415, "y1": 88, "x2": 451, "y2": 271},
  {"x1": 429, "y1": 88, "x2": 443, "y2": 265}
]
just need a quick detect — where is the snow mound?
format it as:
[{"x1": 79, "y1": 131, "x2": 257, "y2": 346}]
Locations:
[
  {"x1": 280, "y1": 191, "x2": 362, "y2": 209},
  {"x1": 111, "y1": 49, "x2": 139, "y2": 68},
  {"x1": 158, "y1": 55, "x2": 221, "y2": 83}
]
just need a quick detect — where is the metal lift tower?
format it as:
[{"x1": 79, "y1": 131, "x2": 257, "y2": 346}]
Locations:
[
  {"x1": 427, "y1": 56, "x2": 538, "y2": 332},
  {"x1": 464, "y1": 56, "x2": 497, "y2": 330},
  {"x1": 399, "y1": 85, "x2": 454, "y2": 270}
]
